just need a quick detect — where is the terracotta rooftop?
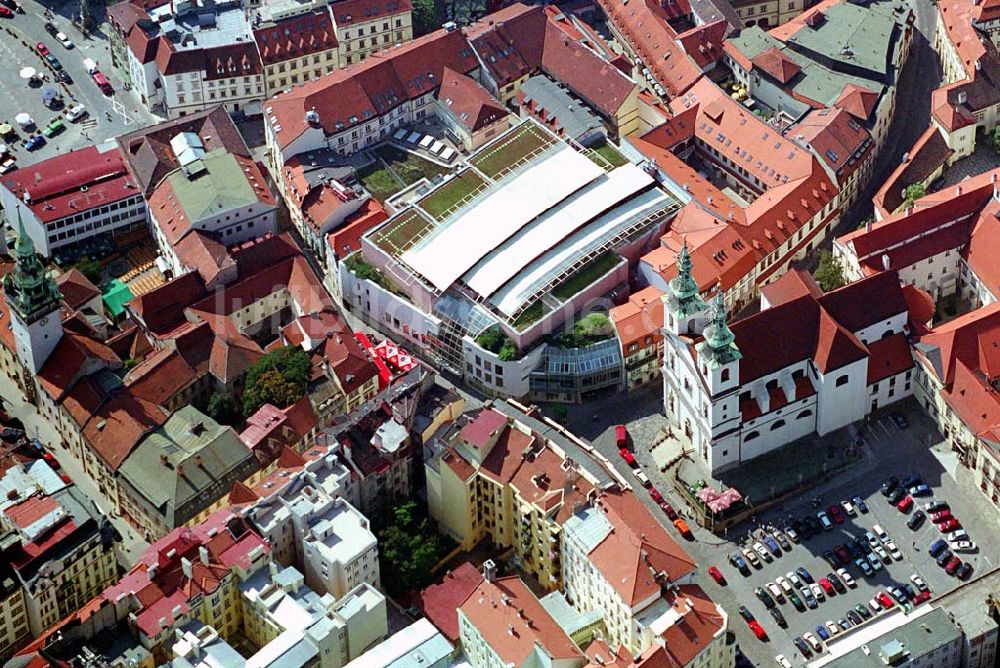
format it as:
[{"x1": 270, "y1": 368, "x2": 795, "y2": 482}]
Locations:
[{"x1": 414, "y1": 562, "x2": 482, "y2": 642}]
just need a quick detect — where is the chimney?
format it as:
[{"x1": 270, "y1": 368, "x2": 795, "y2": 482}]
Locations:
[
  {"x1": 177, "y1": 465, "x2": 185, "y2": 477},
  {"x1": 956, "y1": 185, "x2": 963, "y2": 196},
  {"x1": 865, "y1": 220, "x2": 873, "y2": 233},
  {"x1": 161, "y1": 454, "x2": 170, "y2": 467},
  {"x1": 198, "y1": 545, "x2": 209, "y2": 565},
  {"x1": 483, "y1": 559, "x2": 497, "y2": 583},
  {"x1": 195, "y1": 454, "x2": 203, "y2": 468},
  {"x1": 882, "y1": 254, "x2": 891, "y2": 271},
  {"x1": 148, "y1": 562, "x2": 158, "y2": 580}
]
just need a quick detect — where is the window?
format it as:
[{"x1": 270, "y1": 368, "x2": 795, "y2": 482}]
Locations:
[
  {"x1": 835, "y1": 374, "x2": 849, "y2": 387},
  {"x1": 796, "y1": 409, "x2": 813, "y2": 419},
  {"x1": 770, "y1": 419, "x2": 786, "y2": 431},
  {"x1": 745, "y1": 430, "x2": 760, "y2": 441},
  {"x1": 721, "y1": 368, "x2": 730, "y2": 382}
]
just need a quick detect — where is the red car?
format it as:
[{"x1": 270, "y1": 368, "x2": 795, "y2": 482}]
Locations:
[
  {"x1": 0, "y1": 6, "x2": 14, "y2": 17},
  {"x1": 834, "y1": 544, "x2": 852, "y2": 565},
  {"x1": 708, "y1": 566, "x2": 726, "y2": 585},
  {"x1": 36, "y1": 42, "x2": 50, "y2": 56},
  {"x1": 913, "y1": 590, "x2": 932, "y2": 604},
  {"x1": 897, "y1": 496, "x2": 913, "y2": 513},
  {"x1": 615, "y1": 424, "x2": 628, "y2": 448},
  {"x1": 827, "y1": 504, "x2": 845, "y2": 524},
  {"x1": 876, "y1": 591, "x2": 894, "y2": 609},
  {"x1": 650, "y1": 488, "x2": 664, "y2": 504},
  {"x1": 819, "y1": 578, "x2": 836, "y2": 596},
  {"x1": 939, "y1": 518, "x2": 961, "y2": 532},
  {"x1": 748, "y1": 620, "x2": 767, "y2": 640},
  {"x1": 931, "y1": 510, "x2": 952, "y2": 523},
  {"x1": 619, "y1": 448, "x2": 636, "y2": 466},
  {"x1": 945, "y1": 556, "x2": 962, "y2": 575}
]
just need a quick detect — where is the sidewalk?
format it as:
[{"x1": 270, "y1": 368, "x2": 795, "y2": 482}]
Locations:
[{"x1": 0, "y1": 372, "x2": 149, "y2": 568}]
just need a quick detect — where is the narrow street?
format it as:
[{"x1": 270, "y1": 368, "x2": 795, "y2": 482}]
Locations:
[{"x1": 0, "y1": 372, "x2": 150, "y2": 568}]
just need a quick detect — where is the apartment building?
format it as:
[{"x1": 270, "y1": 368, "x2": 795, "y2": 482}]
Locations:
[
  {"x1": 609, "y1": 286, "x2": 665, "y2": 389},
  {"x1": 330, "y1": 0, "x2": 413, "y2": 67},
  {"x1": 253, "y1": 6, "x2": 340, "y2": 97}
]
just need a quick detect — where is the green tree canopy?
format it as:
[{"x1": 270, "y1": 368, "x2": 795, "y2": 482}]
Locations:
[
  {"x1": 902, "y1": 183, "x2": 926, "y2": 209},
  {"x1": 242, "y1": 346, "x2": 311, "y2": 416},
  {"x1": 73, "y1": 257, "x2": 103, "y2": 285},
  {"x1": 814, "y1": 250, "x2": 847, "y2": 292},
  {"x1": 412, "y1": 0, "x2": 442, "y2": 34},
  {"x1": 376, "y1": 501, "x2": 448, "y2": 596},
  {"x1": 206, "y1": 390, "x2": 238, "y2": 426}
]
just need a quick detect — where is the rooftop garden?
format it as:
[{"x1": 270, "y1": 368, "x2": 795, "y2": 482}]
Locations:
[
  {"x1": 511, "y1": 300, "x2": 548, "y2": 331},
  {"x1": 370, "y1": 209, "x2": 433, "y2": 259},
  {"x1": 470, "y1": 123, "x2": 555, "y2": 179},
  {"x1": 587, "y1": 140, "x2": 629, "y2": 170},
  {"x1": 548, "y1": 312, "x2": 614, "y2": 349},
  {"x1": 343, "y1": 254, "x2": 402, "y2": 294},
  {"x1": 475, "y1": 325, "x2": 521, "y2": 361},
  {"x1": 552, "y1": 252, "x2": 621, "y2": 301},
  {"x1": 418, "y1": 169, "x2": 486, "y2": 220},
  {"x1": 357, "y1": 145, "x2": 450, "y2": 201}
]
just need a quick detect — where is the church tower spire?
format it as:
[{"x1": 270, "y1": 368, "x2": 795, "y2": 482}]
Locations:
[
  {"x1": 3, "y1": 208, "x2": 63, "y2": 374},
  {"x1": 699, "y1": 290, "x2": 741, "y2": 368},
  {"x1": 664, "y1": 238, "x2": 708, "y2": 336}
]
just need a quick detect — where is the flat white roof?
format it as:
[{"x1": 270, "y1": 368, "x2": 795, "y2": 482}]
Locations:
[
  {"x1": 464, "y1": 164, "x2": 653, "y2": 298},
  {"x1": 494, "y1": 188, "x2": 674, "y2": 316},
  {"x1": 402, "y1": 145, "x2": 604, "y2": 291}
]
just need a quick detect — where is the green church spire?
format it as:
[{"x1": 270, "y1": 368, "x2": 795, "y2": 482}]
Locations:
[
  {"x1": 698, "y1": 290, "x2": 741, "y2": 368},
  {"x1": 3, "y1": 207, "x2": 62, "y2": 324},
  {"x1": 666, "y1": 238, "x2": 707, "y2": 318}
]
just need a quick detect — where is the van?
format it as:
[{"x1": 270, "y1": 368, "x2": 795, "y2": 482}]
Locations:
[
  {"x1": 92, "y1": 71, "x2": 112, "y2": 95},
  {"x1": 82, "y1": 57, "x2": 98, "y2": 74},
  {"x1": 66, "y1": 104, "x2": 87, "y2": 122},
  {"x1": 615, "y1": 424, "x2": 628, "y2": 449}
]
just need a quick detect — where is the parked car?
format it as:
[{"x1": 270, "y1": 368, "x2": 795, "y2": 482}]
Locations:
[
  {"x1": 855, "y1": 557, "x2": 873, "y2": 577},
  {"x1": 803, "y1": 632, "x2": 823, "y2": 653},
  {"x1": 787, "y1": 571, "x2": 803, "y2": 587},
  {"x1": 66, "y1": 104, "x2": 87, "y2": 122},
  {"x1": 810, "y1": 583, "x2": 825, "y2": 602},
  {"x1": 818, "y1": 578, "x2": 836, "y2": 596},
  {"x1": 888, "y1": 586, "x2": 907, "y2": 604},
  {"x1": 853, "y1": 495, "x2": 869, "y2": 513},
  {"x1": 762, "y1": 535, "x2": 781, "y2": 556},
  {"x1": 880, "y1": 476, "x2": 899, "y2": 496},
  {"x1": 775, "y1": 655, "x2": 792, "y2": 668},
  {"x1": 749, "y1": 620, "x2": 767, "y2": 641},
  {"x1": 767, "y1": 582, "x2": 784, "y2": 602},
  {"x1": 888, "y1": 488, "x2": 906, "y2": 504},
  {"x1": 649, "y1": 488, "x2": 664, "y2": 504},
  {"x1": 936, "y1": 549, "x2": 954, "y2": 567},
  {"x1": 793, "y1": 637, "x2": 812, "y2": 658},
  {"x1": 846, "y1": 610, "x2": 862, "y2": 626},
  {"x1": 908, "y1": 510, "x2": 926, "y2": 530},
  {"x1": 43, "y1": 118, "x2": 64, "y2": 138},
  {"x1": 742, "y1": 549, "x2": 761, "y2": 568},
  {"x1": 900, "y1": 474, "x2": 921, "y2": 489},
  {"x1": 837, "y1": 568, "x2": 856, "y2": 588},
  {"x1": 931, "y1": 510, "x2": 953, "y2": 523},
  {"x1": 947, "y1": 529, "x2": 969, "y2": 542},
  {"x1": 788, "y1": 589, "x2": 805, "y2": 611},
  {"x1": 801, "y1": 587, "x2": 818, "y2": 609},
  {"x1": 614, "y1": 424, "x2": 628, "y2": 448},
  {"x1": 833, "y1": 544, "x2": 851, "y2": 565},
  {"x1": 619, "y1": 448, "x2": 636, "y2": 466},
  {"x1": 867, "y1": 552, "x2": 883, "y2": 571},
  {"x1": 897, "y1": 495, "x2": 914, "y2": 513},
  {"x1": 755, "y1": 587, "x2": 776, "y2": 608},
  {"x1": 841, "y1": 499, "x2": 857, "y2": 516},
  {"x1": 776, "y1": 576, "x2": 792, "y2": 594},
  {"x1": 822, "y1": 550, "x2": 839, "y2": 568},
  {"x1": 939, "y1": 518, "x2": 961, "y2": 532},
  {"x1": 957, "y1": 563, "x2": 973, "y2": 580},
  {"x1": 784, "y1": 525, "x2": 800, "y2": 543},
  {"x1": 43, "y1": 20, "x2": 59, "y2": 36},
  {"x1": 55, "y1": 32, "x2": 73, "y2": 48},
  {"x1": 910, "y1": 574, "x2": 928, "y2": 591},
  {"x1": 773, "y1": 531, "x2": 791, "y2": 551},
  {"x1": 24, "y1": 135, "x2": 46, "y2": 151},
  {"x1": 673, "y1": 518, "x2": 692, "y2": 537},
  {"x1": 35, "y1": 41, "x2": 50, "y2": 57},
  {"x1": 796, "y1": 567, "x2": 814, "y2": 584},
  {"x1": 0, "y1": 6, "x2": 12, "y2": 17},
  {"x1": 924, "y1": 500, "x2": 949, "y2": 513},
  {"x1": 661, "y1": 502, "x2": 678, "y2": 520},
  {"x1": 910, "y1": 483, "x2": 931, "y2": 496},
  {"x1": 945, "y1": 556, "x2": 962, "y2": 575},
  {"x1": 738, "y1": 606, "x2": 754, "y2": 622},
  {"x1": 729, "y1": 553, "x2": 750, "y2": 575},
  {"x1": 632, "y1": 468, "x2": 649, "y2": 486},
  {"x1": 890, "y1": 411, "x2": 909, "y2": 429},
  {"x1": 826, "y1": 572, "x2": 846, "y2": 593},
  {"x1": 886, "y1": 541, "x2": 903, "y2": 561},
  {"x1": 929, "y1": 538, "x2": 948, "y2": 557},
  {"x1": 827, "y1": 504, "x2": 845, "y2": 524},
  {"x1": 753, "y1": 542, "x2": 772, "y2": 562},
  {"x1": 769, "y1": 607, "x2": 787, "y2": 628},
  {"x1": 876, "y1": 591, "x2": 894, "y2": 609},
  {"x1": 817, "y1": 511, "x2": 834, "y2": 530},
  {"x1": 854, "y1": 603, "x2": 872, "y2": 620},
  {"x1": 815, "y1": 625, "x2": 829, "y2": 641},
  {"x1": 914, "y1": 590, "x2": 932, "y2": 604},
  {"x1": 950, "y1": 541, "x2": 977, "y2": 553},
  {"x1": 708, "y1": 566, "x2": 726, "y2": 585}
]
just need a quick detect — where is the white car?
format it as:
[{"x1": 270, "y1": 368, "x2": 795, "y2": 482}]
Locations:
[
  {"x1": 810, "y1": 583, "x2": 825, "y2": 601},
  {"x1": 633, "y1": 468, "x2": 649, "y2": 487},
  {"x1": 767, "y1": 582, "x2": 784, "y2": 601},
  {"x1": 0, "y1": 158, "x2": 16, "y2": 175},
  {"x1": 787, "y1": 571, "x2": 802, "y2": 587},
  {"x1": 873, "y1": 544, "x2": 891, "y2": 563},
  {"x1": 743, "y1": 548, "x2": 761, "y2": 567},
  {"x1": 873, "y1": 524, "x2": 890, "y2": 543},
  {"x1": 753, "y1": 542, "x2": 772, "y2": 562},
  {"x1": 803, "y1": 632, "x2": 823, "y2": 652},
  {"x1": 951, "y1": 540, "x2": 978, "y2": 553},
  {"x1": 66, "y1": 104, "x2": 87, "y2": 122},
  {"x1": 885, "y1": 540, "x2": 903, "y2": 561},
  {"x1": 56, "y1": 32, "x2": 73, "y2": 48},
  {"x1": 947, "y1": 530, "x2": 969, "y2": 542},
  {"x1": 842, "y1": 500, "x2": 857, "y2": 516},
  {"x1": 775, "y1": 656, "x2": 792, "y2": 668},
  {"x1": 784, "y1": 526, "x2": 800, "y2": 542},
  {"x1": 837, "y1": 568, "x2": 856, "y2": 587},
  {"x1": 869, "y1": 598, "x2": 882, "y2": 613},
  {"x1": 910, "y1": 574, "x2": 928, "y2": 591},
  {"x1": 776, "y1": 576, "x2": 793, "y2": 594},
  {"x1": 826, "y1": 621, "x2": 840, "y2": 636}
]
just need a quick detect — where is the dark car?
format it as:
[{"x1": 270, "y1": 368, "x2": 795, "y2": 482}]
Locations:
[
  {"x1": 900, "y1": 474, "x2": 921, "y2": 489},
  {"x1": 946, "y1": 556, "x2": 962, "y2": 575},
  {"x1": 890, "y1": 411, "x2": 909, "y2": 429},
  {"x1": 796, "y1": 567, "x2": 814, "y2": 584},
  {"x1": 805, "y1": 516, "x2": 824, "y2": 535},
  {"x1": 888, "y1": 488, "x2": 907, "y2": 504},
  {"x1": 755, "y1": 587, "x2": 776, "y2": 609},
  {"x1": 24, "y1": 135, "x2": 46, "y2": 151},
  {"x1": 855, "y1": 603, "x2": 872, "y2": 620},
  {"x1": 853, "y1": 495, "x2": 869, "y2": 513},
  {"x1": 855, "y1": 557, "x2": 874, "y2": 577},
  {"x1": 854, "y1": 537, "x2": 871, "y2": 555},
  {"x1": 729, "y1": 552, "x2": 750, "y2": 575},
  {"x1": 769, "y1": 607, "x2": 787, "y2": 628},
  {"x1": 788, "y1": 590, "x2": 805, "y2": 611},
  {"x1": 881, "y1": 476, "x2": 899, "y2": 496},
  {"x1": 958, "y1": 562, "x2": 974, "y2": 580},
  {"x1": 738, "y1": 606, "x2": 755, "y2": 622},
  {"x1": 822, "y1": 550, "x2": 839, "y2": 568},
  {"x1": 828, "y1": 504, "x2": 845, "y2": 524},
  {"x1": 774, "y1": 532, "x2": 791, "y2": 551},
  {"x1": 889, "y1": 587, "x2": 907, "y2": 604},
  {"x1": 827, "y1": 572, "x2": 847, "y2": 593},
  {"x1": 794, "y1": 637, "x2": 812, "y2": 658},
  {"x1": 929, "y1": 538, "x2": 948, "y2": 557},
  {"x1": 908, "y1": 510, "x2": 926, "y2": 530},
  {"x1": 903, "y1": 584, "x2": 917, "y2": 600},
  {"x1": 936, "y1": 549, "x2": 954, "y2": 567},
  {"x1": 43, "y1": 20, "x2": 59, "y2": 35},
  {"x1": 762, "y1": 535, "x2": 782, "y2": 556},
  {"x1": 57, "y1": 70, "x2": 72, "y2": 84},
  {"x1": 834, "y1": 545, "x2": 852, "y2": 565},
  {"x1": 847, "y1": 610, "x2": 863, "y2": 625}
]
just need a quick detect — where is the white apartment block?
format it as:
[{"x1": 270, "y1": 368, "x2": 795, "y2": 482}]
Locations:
[{"x1": 301, "y1": 497, "x2": 380, "y2": 600}]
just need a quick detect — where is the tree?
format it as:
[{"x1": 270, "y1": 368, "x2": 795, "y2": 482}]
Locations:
[
  {"x1": 79, "y1": 0, "x2": 94, "y2": 33},
  {"x1": 242, "y1": 346, "x2": 311, "y2": 416},
  {"x1": 575, "y1": 312, "x2": 612, "y2": 338},
  {"x1": 74, "y1": 257, "x2": 103, "y2": 285},
  {"x1": 412, "y1": 0, "x2": 441, "y2": 34},
  {"x1": 902, "y1": 183, "x2": 926, "y2": 209},
  {"x1": 376, "y1": 501, "x2": 447, "y2": 595},
  {"x1": 498, "y1": 338, "x2": 518, "y2": 361},
  {"x1": 814, "y1": 250, "x2": 846, "y2": 292},
  {"x1": 206, "y1": 390, "x2": 238, "y2": 426}
]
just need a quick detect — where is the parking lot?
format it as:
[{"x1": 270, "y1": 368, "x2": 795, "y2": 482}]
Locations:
[
  {"x1": 588, "y1": 398, "x2": 999, "y2": 667},
  {"x1": 0, "y1": 0, "x2": 158, "y2": 170}
]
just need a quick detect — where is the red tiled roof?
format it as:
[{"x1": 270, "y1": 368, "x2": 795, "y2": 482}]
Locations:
[
  {"x1": 437, "y1": 67, "x2": 509, "y2": 132},
  {"x1": 794, "y1": 107, "x2": 874, "y2": 184},
  {"x1": 37, "y1": 332, "x2": 120, "y2": 401},
  {"x1": 459, "y1": 408, "x2": 508, "y2": 450},
  {"x1": 590, "y1": 489, "x2": 697, "y2": 605},
  {"x1": 834, "y1": 83, "x2": 879, "y2": 121},
  {"x1": 0, "y1": 145, "x2": 139, "y2": 225},
  {"x1": 84, "y1": 393, "x2": 167, "y2": 472},
  {"x1": 330, "y1": 0, "x2": 412, "y2": 26},
  {"x1": 4, "y1": 495, "x2": 60, "y2": 530},
  {"x1": 752, "y1": 47, "x2": 801, "y2": 83},
  {"x1": 917, "y1": 301, "x2": 1000, "y2": 385},
  {"x1": 610, "y1": 286, "x2": 664, "y2": 355},
  {"x1": 254, "y1": 9, "x2": 337, "y2": 66},
  {"x1": 129, "y1": 271, "x2": 207, "y2": 338},
  {"x1": 459, "y1": 576, "x2": 583, "y2": 664},
  {"x1": 874, "y1": 126, "x2": 954, "y2": 216},
  {"x1": 760, "y1": 268, "x2": 822, "y2": 307},
  {"x1": 675, "y1": 20, "x2": 728, "y2": 70},
  {"x1": 56, "y1": 268, "x2": 101, "y2": 312},
  {"x1": 414, "y1": 562, "x2": 482, "y2": 642},
  {"x1": 326, "y1": 199, "x2": 389, "y2": 259},
  {"x1": 657, "y1": 585, "x2": 726, "y2": 667},
  {"x1": 124, "y1": 347, "x2": 201, "y2": 405},
  {"x1": 866, "y1": 333, "x2": 913, "y2": 385},
  {"x1": 267, "y1": 28, "x2": 477, "y2": 150},
  {"x1": 173, "y1": 230, "x2": 237, "y2": 287}
]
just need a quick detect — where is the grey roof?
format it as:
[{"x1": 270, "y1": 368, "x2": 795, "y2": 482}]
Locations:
[
  {"x1": 540, "y1": 590, "x2": 603, "y2": 636},
  {"x1": 815, "y1": 608, "x2": 962, "y2": 668},
  {"x1": 118, "y1": 406, "x2": 257, "y2": 527},
  {"x1": 519, "y1": 75, "x2": 604, "y2": 143},
  {"x1": 562, "y1": 504, "x2": 612, "y2": 554},
  {"x1": 931, "y1": 568, "x2": 1000, "y2": 641}
]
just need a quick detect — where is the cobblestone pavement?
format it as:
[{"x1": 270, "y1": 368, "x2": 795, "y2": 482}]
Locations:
[{"x1": 935, "y1": 142, "x2": 1000, "y2": 189}]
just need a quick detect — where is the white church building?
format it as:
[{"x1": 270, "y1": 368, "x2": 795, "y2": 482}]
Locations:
[{"x1": 662, "y1": 243, "x2": 917, "y2": 474}]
